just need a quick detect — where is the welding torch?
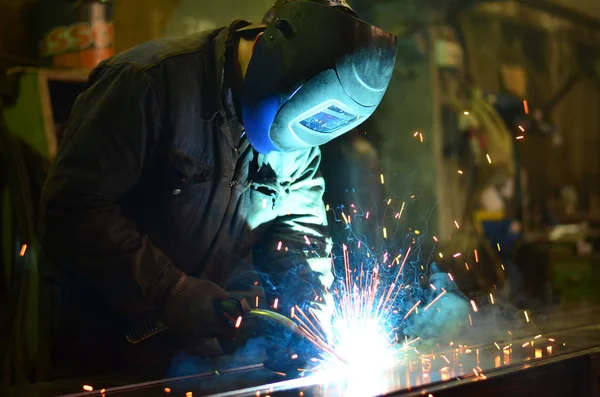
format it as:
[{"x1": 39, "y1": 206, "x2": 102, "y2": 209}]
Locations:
[{"x1": 126, "y1": 298, "x2": 307, "y2": 346}]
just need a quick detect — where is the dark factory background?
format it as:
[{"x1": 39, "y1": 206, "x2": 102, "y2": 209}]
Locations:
[{"x1": 2, "y1": 0, "x2": 600, "y2": 395}]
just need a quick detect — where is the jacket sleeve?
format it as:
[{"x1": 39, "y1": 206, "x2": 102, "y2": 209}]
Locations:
[
  {"x1": 253, "y1": 147, "x2": 333, "y2": 312},
  {"x1": 39, "y1": 63, "x2": 182, "y2": 316}
]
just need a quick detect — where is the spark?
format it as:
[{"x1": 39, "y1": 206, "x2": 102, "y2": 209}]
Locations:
[
  {"x1": 465, "y1": 262, "x2": 470, "y2": 270},
  {"x1": 186, "y1": 392, "x2": 193, "y2": 397},
  {"x1": 494, "y1": 342, "x2": 500, "y2": 350},
  {"x1": 83, "y1": 385, "x2": 93, "y2": 392},
  {"x1": 304, "y1": 235, "x2": 311, "y2": 245},
  {"x1": 489, "y1": 293, "x2": 494, "y2": 304},
  {"x1": 535, "y1": 334, "x2": 542, "y2": 339},
  {"x1": 383, "y1": 227, "x2": 388, "y2": 239},
  {"x1": 235, "y1": 316, "x2": 243, "y2": 328},
  {"x1": 497, "y1": 243, "x2": 501, "y2": 252},
  {"x1": 255, "y1": 296, "x2": 259, "y2": 307},
  {"x1": 518, "y1": 125, "x2": 525, "y2": 132},
  {"x1": 380, "y1": 174, "x2": 385, "y2": 184},
  {"x1": 516, "y1": 135, "x2": 525, "y2": 140},
  {"x1": 413, "y1": 131, "x2": 419, "y2": 137},
  {"x1": 448, "y1": 273, "x2": 454, "y2": 281},
  {"x1": 458, "y1": 169, "x2": 464, "y2": 175},
  {"x1": 419, "y1": 133, "x2": 424, "y2": 142},
  {"x1": 433, "y1": 236, "x2": 438, "y2": 242},
  {"x1": 414, "y1": 230, "x2": 420, "y2": 235},
  {"x1": 277, "y1": 241, "x2": 283, "y2": 251},
  {"x1": 464, "y1": 111, "x2": 470, "y2": 115},
  {"x1": 273, "y1": 298, "x2": 279, "y2": 310},
  {"x1": 164, "y1": 388, "x2": 171, "y2": 393},
  {"x1": 474, "y1": 249, "x2": 479, "y2": 262},
  {"x1": 20, "y1": 244, "x2": 27, "y2": 257},
  {"x1": 404, "y1": 300, "x2": 421, "y2": 319},
  {"x1": 470, "y1": 300, "x2": 478, "y2": 312},
  {"x1": 424, "y1": 289, "x2": 447, "y2": 311},
  {"x1": 387, "y1": 198, "x2": 392, "y2": 205},
  {"x1": 453, "y1": 253, "x2": 461, "y2": 258},
  {"x1": 439, "y1": 253, "x2": 444, "y2": 258},
  {"x1": 366, "y1": 211, "x2": 370, "y2": 219},
  {"x1": 523, "y1": 99, "x2": 529, "y2": 114},
  {"x1": 326, "y1": 204, "x2": 330, "y2": 211},
  {"x1": 486, "y1": 154, "x2": 492, "y2": 164},
  {"x1": 454, "y1": 220, "x2": 460, "y2": 229},
  {"x1": 522, "y1": 342, "x2": 530, "y2": 348},
  {"x1": 549, "y1": 338, "x2": 555, "y2": 342},
  {"x1": 291, "y1": 354, "x2": 298, "y2": 359},
  {"x1": 398, "y1": 202, "x2": 406, "y2": 220},
  {"x1": 524, "y1": 311, "x2": 530, "y2": 322}
]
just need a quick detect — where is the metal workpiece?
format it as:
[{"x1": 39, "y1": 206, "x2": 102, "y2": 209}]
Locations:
[{"x1": 11, "y1": 318, "x2": 600, "y2": 397}]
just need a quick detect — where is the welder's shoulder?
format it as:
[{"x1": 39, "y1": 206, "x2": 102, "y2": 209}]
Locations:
[
  {"x1": 271, "y1": 146, "x2": 322, "y2": 180},
  {"x1": 99, "y1": 29, "x2": 224, "y2": 72}
]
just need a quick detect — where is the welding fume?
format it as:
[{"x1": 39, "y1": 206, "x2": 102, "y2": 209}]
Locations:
[{"x1": 37, "y1": 0, "x2": 405, "y2": 379}]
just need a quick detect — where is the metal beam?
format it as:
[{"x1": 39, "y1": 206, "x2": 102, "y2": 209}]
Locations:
[{"x1": 517, "y1": 0, "x2": 600, "y2": 31}]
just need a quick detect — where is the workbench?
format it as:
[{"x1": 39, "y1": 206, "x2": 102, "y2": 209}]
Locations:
[{"x1": 10, "y1": 306, "x2": 600, "y2": 397}]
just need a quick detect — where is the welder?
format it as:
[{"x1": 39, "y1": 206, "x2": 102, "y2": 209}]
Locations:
[{"x1": 39, "y1": 0, "x2": 396, "y2": 379}]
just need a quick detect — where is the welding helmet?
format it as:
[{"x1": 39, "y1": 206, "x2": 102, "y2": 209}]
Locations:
[{"x1": 239, "y1": 0, "x2": 397, "y2": 154}]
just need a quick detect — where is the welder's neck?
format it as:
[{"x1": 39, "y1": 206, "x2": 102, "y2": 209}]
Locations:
[{"x1": 230, "y1": 37, "x2": 255, "y2": 118}]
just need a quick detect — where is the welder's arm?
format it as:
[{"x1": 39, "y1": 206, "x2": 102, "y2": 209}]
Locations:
[
  {"x1": 254, "y1": 147, "x2": 334, "y2": 315},
  {"x1": 39, "y1": 64, "x2": 224, "y2": 326}
]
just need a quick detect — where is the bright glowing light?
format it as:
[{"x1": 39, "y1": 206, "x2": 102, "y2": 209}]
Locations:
[
  {"x1": 325, "y1": 318, "x2": 396, "y2": 376},
  {"x1": 470, "y1": 300, "x2": 478, "y2": 312}
]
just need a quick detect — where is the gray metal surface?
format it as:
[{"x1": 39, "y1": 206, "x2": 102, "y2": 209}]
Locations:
[{"x1": 10, "y1": 307, "x2": 600, "y2": 397}]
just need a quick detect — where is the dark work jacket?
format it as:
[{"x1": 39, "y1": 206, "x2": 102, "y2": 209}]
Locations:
[{"x1": 38, "y1": 21, "x2": 332, "y2": 376}]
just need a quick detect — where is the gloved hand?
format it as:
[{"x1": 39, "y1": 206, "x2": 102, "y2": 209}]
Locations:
[
  {"x1": 162, "y1": 274, "x2": 235, "y2": 344},
  {"x1": 402, "y1": 266, "x2": 469, "y2": 345}
]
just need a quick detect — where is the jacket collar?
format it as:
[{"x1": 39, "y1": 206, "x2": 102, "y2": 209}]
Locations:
[{"x1": 213, "y1": 20, "x2": 252, "y2": 148}]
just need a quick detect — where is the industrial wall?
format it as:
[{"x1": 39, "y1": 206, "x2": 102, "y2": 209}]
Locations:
[
  {"x1": 114, "y1": 0, "x2": 274, "y2": 52},
  {"x1": 463, "y1": 3, "x2": 600, "y2": 216}
]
